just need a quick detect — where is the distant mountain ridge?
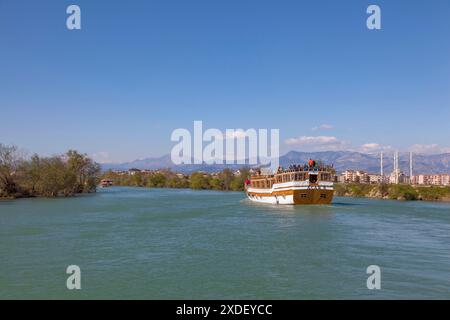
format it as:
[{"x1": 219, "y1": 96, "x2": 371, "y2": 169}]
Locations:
[{"x1": 101, "y1": 151, "x2": 450, "y2": 174}]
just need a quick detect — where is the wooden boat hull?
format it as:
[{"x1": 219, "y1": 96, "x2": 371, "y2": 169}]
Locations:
[{"x1": 246, "y1": 184, "x2": 334, "y2": 205}]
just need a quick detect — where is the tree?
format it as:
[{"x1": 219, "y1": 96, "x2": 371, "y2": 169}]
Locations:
[
  {"x1": 17, "y1": 154, "x2": 41, "y2": 196},
  {"x1": 189, "y1": 172, "x2": 211, "y2": 189},
  {"x1": 218, "y1": 168, "x2": 234, "y2": 190},
  {"x1": 65, "y1": 150, "x2": 100, "y2": 192},
  {"x1": 146, "y1": 173, "x2": 167, "y2": 187},
  {"x1": 0, "y1": 144, "x2": 21, "y2": 196},
  {"x1": 0, "y1": 145, "x2": 100, "y2": 198},
  {"x1": 230, "y1": 167, "x2": 250, "y2": 191}
]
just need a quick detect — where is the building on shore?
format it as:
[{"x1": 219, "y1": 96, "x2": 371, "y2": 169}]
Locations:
[
  {"x1": 128, "y1": 168, "x2": 142, "y2": 175},
  {"x1": 389, "y1": 170, "x2": 409, "y2": 184},
  {"x1": 339, "y1": 170, "x2": 389, "y2": 184},
  {"x1": 339, "y1": 170, "x2": 371, "y2": 184},
  {"x1": 411, "y1": 174, "x2": 450, "y2": 186},
  {"x1": 368, "y1": 173, "x2": 387, "y2": 184},
  {"x1": 339, "y1": 152, "x2": 449, "y2": 186}
]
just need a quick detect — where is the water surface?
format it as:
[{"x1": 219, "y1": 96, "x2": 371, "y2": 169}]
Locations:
[{"x1": 0, "y1": 187, "x2": 449, "y2": 299}]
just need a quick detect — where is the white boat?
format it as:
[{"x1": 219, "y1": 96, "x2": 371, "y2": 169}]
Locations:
[{"x1": 245, "y1": 163, "x2": 335, "y2": 205}]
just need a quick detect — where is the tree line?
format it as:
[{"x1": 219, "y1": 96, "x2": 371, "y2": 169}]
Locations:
[
  {"x1": 334, "y1": 183, "x2": 450, "y2": 201},
  {"x1": 0, "y1": 144, "x2": 100, "y2": 198},
  {"x1": 101, "y1": 168, "x2": 251, "y2": 192}
]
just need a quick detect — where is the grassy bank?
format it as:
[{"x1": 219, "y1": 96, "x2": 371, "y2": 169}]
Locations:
[{"x1": 334, "y1": 183, "x2": 450, "y2": 202}]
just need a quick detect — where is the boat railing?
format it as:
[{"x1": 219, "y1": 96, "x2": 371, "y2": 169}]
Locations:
[{"x1": 251, "y1": 168, "x2": 333, "y2": 177}]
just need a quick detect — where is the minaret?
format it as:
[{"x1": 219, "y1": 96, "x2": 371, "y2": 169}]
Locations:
[
  {"x1": 409, "y1": 152, "x2": 413, "y2": 183},
  {"x1": 380, "y1": 152, "x2": 384, "y2": 177},
  {"x1": 396, "y1": 151, "x2": 400, "y2": 184},
  {"x1": 393, "y1": 151, "x2": 399, "y2": 184},
  {"x1": 392, "y1": 152, "x2": 396, "y2": 184}
]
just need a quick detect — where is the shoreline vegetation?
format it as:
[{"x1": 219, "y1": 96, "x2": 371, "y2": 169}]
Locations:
[
  {"x1": 101, "y1": 168, "x2": 250, "y2": 192},
  {"x1": 101, "y1": 170, "x2": 450, "y2": 202},
  {"x1": 334, "y1": 183, "x2": 450, "y2": 202},
  {"x1": 0, "y1": 144, "x2": 100, "y2": 199}
]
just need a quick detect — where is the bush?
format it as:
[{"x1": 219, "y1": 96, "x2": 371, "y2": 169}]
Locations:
[
  {"x1": 0, "y1": 144, "x2": 100, "y2": 198},
  {"x1": 388, "y1": 185, "x2": 418, "y2": 200}
]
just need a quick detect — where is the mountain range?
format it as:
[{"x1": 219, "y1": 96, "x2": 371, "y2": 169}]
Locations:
[{"x1": 101, "y1": 151, "x2": 450, "y2": 174}]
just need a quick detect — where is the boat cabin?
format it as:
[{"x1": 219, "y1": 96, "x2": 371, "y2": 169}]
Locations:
[{"x1": 249, "y1": 168, "x2": 334, "y2": 189}]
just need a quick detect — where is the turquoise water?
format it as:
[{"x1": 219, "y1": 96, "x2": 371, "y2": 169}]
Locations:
[{"x1": 0, "y1": 187, "x2": 449, "y2": 299}]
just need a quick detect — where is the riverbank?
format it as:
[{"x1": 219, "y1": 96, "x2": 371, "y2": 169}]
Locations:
[
  {"x1": 334, "y1": 183, "x2": 450, "y2": 202},
  {"x1": 101, "y1": 168, "x2": 249, "y2": 192},
  {"x1": 101, "y1": 166, "x2": 450, "y2": 203}
]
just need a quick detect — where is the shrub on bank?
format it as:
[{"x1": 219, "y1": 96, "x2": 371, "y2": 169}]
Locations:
[
  {"x1": 388, "y1": 185, "x2": 419, "y2": 200},
  {"x1": 334, "y1": 183, "x2": 450, "y2": 202},
  {"x1": 416, "y1": 186, "x2": 450, "y2": 201}
]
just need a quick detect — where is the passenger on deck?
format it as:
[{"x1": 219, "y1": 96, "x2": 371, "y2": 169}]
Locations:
[{"x1": 308, "y1": 159, "x2": 314, "y2": 170}]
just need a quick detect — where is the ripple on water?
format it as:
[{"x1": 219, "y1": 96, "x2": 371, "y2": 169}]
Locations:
[{"x1": 1, "y1": 187, "x2": 449, "y2": 299}]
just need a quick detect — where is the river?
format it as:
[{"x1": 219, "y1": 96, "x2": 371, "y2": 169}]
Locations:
[{"x1": 0, "y1": 187, "x2": 449, "y2": 299}]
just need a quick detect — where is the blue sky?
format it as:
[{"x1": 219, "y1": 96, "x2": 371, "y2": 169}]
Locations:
[{"x1": 1, "y1": 0, "x2": 449, "y2": 162}]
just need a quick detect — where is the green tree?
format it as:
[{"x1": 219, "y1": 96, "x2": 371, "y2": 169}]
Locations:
[
  {"x1": 17, "y1": 154, "x2": 42, "y2": 196},
  {"x1": 218, "y1": 168, "x2": 234, "y2": 190},
  {"x1": 0, "y1": 144, "x2": 21, "y2": 196},
  {"x1": 66, "y1": 150, "x2": 100, "y2": 192},
  {"x1": 146, "y1": 173, "x2": 167, "y2": 187},
  {"x1": 189, "y1": 172, "x2": 211, "y2": 189},
  {"x1": 1, "y1": 144, "x2": 100, "y2": 198},
  {"x1": 230, "y1": 168, "x2": 250, "y2": 191}
]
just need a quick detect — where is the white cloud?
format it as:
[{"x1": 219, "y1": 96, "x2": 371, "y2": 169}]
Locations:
[
  {"x1": 360, "y1": 143, "x2": 392, "y2": 153},
  {"x1": 284, "y1": 135, "x2": 397, "y2": 153},
  {"x1": 91, "y1": 151, "x2": 112, "y2": 164},
  {"x1": 285, "y1": 135, "x2": 340, "y2": 146},
  {"x1": 284, "y1": 137, "x2": 450, "y2": 154},
  {"x1": 361, "y1": 143, "x2": 380, "y2": 150},
  {"x1": 284, "y1": 135, "x2": 349, "y2": 151},
  {"x1": 312, "y1": 124, "x2": 333, "y2": 131},
  {"x1": 410, "y1": 144, "x2": 450, "y2": 154}
]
